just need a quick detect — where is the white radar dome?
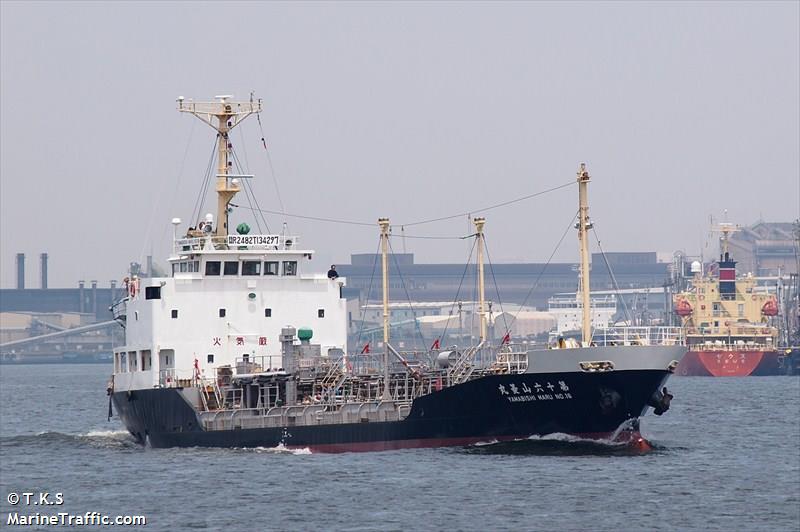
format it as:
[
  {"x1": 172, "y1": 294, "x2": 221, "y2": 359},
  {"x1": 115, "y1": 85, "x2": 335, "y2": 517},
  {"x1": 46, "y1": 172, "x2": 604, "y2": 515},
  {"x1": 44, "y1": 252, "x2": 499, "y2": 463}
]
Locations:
[{"x1": 690, "y1": 261, "x2": 702, "y2": 273}]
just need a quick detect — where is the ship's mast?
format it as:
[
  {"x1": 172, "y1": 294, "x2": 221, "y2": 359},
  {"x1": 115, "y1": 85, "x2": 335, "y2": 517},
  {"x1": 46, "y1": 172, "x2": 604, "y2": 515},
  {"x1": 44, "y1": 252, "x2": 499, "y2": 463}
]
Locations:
[
  {"x1": 177, "y1": 95, "x2": 262, "y2": 237},
  {"x1": 577, "y1": 163, "x2": 593, "y2": 346},
  {"x1": 714, "y1": 222, "x2": 740, "y2": 258},
  {"x1": 379, "y1": 217, "x2": 391, "y2": 401},
  {"x1": 474, "y1": 217, "x2": 487, "y2": 343}
]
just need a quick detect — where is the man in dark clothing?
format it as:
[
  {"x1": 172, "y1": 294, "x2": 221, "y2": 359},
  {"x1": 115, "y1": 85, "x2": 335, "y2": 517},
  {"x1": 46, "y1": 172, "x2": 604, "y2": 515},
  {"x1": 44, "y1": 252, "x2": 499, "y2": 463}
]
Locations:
[{"x1": 327, "y1": 265, "x2": 339, "y2": 279}]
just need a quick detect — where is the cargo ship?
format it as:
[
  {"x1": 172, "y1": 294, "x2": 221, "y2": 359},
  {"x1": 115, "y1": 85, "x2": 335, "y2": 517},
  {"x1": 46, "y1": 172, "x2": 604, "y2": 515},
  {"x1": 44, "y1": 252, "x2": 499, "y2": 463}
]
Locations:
[
  {"x1": 108, "y1": 95, "x2": 685, "y2": 452},
  {"x1": 673, "y1": 223, "x2": 780, "y2": 376}
]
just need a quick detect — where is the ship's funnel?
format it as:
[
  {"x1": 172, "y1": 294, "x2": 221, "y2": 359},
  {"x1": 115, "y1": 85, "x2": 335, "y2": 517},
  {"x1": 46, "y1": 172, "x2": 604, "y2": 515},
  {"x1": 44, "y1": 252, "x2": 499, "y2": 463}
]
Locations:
[{"x1": 718, "y1": 252, "x2": 736, "y2": 301}]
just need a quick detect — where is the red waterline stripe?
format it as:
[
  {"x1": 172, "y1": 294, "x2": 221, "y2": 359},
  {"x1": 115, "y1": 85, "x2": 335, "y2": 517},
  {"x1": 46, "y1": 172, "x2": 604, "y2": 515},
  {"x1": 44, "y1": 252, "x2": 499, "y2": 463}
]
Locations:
[{"x1": 289, "y1": 431, "x2": 640, "y2": 453}]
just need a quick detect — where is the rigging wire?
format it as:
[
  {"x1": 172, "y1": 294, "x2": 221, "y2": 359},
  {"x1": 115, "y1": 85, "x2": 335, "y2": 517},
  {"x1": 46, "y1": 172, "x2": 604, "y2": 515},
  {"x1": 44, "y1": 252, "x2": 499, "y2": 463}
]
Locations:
[
  {"x1": 470, "y1": 242, "x2": 479, "y2": 344},
  {"x1": 229, "y1": 146, "x2": 271, "y2": 233},
  {"x1": 243, "y1": 177, "x2": 271, "y2": 233},
  {"x1": 483, "y1": 237, "x2": 510, "y2": 340},
  {"x1": 505, "y1": 210, "x2": 579, "y2": 331},
  {"x1": 398, "y1": 181, "x2": 575, "y2": 227},
  {"x1": 229, "y1": 203, "x2": 375, "y2": 227},
  {"x1": 591, "y1": 226, "x2": 635, "y2": 326},
  {"x1": 239, "y1": 177, "x2": 264, "y2": 234},
  {"x1": 255, "y1": 107, "x2": 286, "y2": 215},
  {"x1": 190, "y1": 137, "x2": 219, "y2": 226},
  {"x1": 387, "y1": 237, "x2": 428, "y2": 351},
  {"x1": 437, "y1": 237, "x2": 477, "y2": 345},
  {"x1": 237, "y1": 124, "x2": 250, "y2": 174},
  {"x1": 228, "y1": 180, "x2": 575, "y2": 230},
  {"x1": 354, "y1": 238, "x2": 382, "y2": 354},
  {"x1": 396, "y1": 233, "x2": 470, "y2": 241},
  {"x1": 228, "y1": 146, "x2": 262, "y2": 233}
]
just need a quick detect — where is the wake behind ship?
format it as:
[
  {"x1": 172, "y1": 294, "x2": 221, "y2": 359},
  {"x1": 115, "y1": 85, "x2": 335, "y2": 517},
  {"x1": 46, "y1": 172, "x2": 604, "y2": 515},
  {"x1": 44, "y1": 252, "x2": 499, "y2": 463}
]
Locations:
[{"x1": 109, "y1": 95, "x2": 685, "y2": 452}]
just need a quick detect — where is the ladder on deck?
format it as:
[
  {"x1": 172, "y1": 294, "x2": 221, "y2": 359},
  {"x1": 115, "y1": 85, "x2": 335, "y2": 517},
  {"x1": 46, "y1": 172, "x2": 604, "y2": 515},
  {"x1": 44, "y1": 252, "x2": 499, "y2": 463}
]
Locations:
[
  {"x1": 199, "y1": 380, "x2": 224, "y2": 411},
  {"x1": 319, "y1": 360, "x2": 348, "y2": 396},
  {"x1": 448, "y1": 345, "x2": 479, "y2": 385}
]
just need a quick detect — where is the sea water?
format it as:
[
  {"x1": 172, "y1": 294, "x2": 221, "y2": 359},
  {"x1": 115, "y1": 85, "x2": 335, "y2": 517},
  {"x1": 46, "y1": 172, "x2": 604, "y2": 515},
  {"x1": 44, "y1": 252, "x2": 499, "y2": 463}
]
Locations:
[{"x1": 1, "y1": 364, "x2": 798, "y2": 531}]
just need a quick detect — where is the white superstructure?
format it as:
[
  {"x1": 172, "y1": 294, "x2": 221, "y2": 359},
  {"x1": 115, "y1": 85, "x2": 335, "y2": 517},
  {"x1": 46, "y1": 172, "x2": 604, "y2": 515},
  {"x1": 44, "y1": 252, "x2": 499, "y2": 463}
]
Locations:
[{"x1": 111, "y1": 96, "x2": 347, "y2": 393}]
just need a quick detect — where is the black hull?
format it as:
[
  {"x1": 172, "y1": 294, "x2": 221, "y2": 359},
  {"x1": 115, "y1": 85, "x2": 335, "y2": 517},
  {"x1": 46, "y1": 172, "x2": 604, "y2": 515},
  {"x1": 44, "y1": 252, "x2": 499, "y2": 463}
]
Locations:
[{"x1": 113, "y1": 370, "x2": 671, "y2": 452}]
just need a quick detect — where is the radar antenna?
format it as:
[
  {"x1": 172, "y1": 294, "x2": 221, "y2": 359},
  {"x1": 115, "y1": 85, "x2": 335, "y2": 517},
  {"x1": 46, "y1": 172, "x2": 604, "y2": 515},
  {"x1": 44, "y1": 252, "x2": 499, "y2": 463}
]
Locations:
[{"x1": 710, "y1": 211, "x2": 740, "y2": 258}]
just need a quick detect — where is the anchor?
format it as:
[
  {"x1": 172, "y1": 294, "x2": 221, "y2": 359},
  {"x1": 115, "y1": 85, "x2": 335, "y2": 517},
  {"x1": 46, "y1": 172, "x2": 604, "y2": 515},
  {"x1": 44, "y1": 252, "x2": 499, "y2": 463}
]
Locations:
[{"x1": 647, "y1": 386, "x2": 674, "y2": 416}]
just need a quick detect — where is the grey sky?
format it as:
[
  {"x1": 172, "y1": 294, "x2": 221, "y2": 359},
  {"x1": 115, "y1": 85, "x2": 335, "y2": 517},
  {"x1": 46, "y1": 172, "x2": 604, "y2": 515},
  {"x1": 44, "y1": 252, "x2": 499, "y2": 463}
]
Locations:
[{"x1": 1, "y1": 1, "x2": 798, "y2": 289}]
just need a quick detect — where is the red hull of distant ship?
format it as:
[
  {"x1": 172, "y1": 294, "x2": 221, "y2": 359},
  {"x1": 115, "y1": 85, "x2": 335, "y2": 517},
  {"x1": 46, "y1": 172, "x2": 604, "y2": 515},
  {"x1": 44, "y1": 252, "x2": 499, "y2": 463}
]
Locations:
[{"x1": 676, "y1": 349, "x2": 781, "y2": 377}]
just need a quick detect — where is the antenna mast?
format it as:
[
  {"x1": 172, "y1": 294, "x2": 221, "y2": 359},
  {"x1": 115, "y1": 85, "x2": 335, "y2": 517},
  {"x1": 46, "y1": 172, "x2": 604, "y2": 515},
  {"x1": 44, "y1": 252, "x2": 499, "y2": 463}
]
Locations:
[
  {"x1": 177, "y1": 95, "x2": 262, "y2": 237},
  {"x1": 713, "y1": 222, "x2": 740, "y2": 258}
]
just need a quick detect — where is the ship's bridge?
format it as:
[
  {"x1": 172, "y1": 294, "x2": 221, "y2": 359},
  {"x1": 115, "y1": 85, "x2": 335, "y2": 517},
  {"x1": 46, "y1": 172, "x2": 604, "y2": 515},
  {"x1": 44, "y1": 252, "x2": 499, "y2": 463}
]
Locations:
[{"x1": 169, "y1": 234, "x2": 319, "y2": 280}]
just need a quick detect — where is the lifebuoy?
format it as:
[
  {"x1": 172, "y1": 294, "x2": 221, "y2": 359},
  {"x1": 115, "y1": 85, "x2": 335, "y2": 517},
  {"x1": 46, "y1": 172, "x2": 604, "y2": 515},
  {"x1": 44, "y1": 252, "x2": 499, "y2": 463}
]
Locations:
[
  {"x1": 724, "y1": 321, "x2": 730, "y2": 326},
  {"x1": 130, "y1": 282, "x2": 137, "y2": 297},
  {"x1": 699, "y1": 295, "x2": 705, "y2": 301},
  {"x1": 751, "y1": 295, "x2": 757, "y2": 301}
]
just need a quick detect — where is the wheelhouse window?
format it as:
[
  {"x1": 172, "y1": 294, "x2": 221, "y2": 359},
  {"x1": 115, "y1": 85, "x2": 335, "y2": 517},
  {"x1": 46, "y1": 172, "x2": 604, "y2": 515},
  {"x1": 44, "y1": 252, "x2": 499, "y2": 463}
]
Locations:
[
  {"x1": 264, "y1": 308, "x2": 272, "y2": 317},
  {"x1": 179, "y1": 260, "x2": 199, "y2": 273},
  {"x1": 145, "y1": 286, "x2": 161, "y2": 300},
  {"x1": 219, "y1": 308, "x2": 226, "y2": 318},
  {"x1": 242, "y1": 261, "x2": 261, "y2": 276},
  {"x1": 171, "y1": 309, "x2": 178, "y2": 319},
  {"x1": 283, "y1": 261, "x2": 297, "y2": 276},
  {"x1": 207, "y1": 354, "x2": 214, "y2": 364},
  {"x1": 318, "y1": 309, "x2": 325, "y2": 318},
  {"x1": 205, "y1": 261, "x2": 221, "y2": 276},
  {"x1": 224, "y1": 261, "x2": 239, "y2": 275},
  {"x1": 264, "y1": 261, "x2": 279, "y2": 276}
]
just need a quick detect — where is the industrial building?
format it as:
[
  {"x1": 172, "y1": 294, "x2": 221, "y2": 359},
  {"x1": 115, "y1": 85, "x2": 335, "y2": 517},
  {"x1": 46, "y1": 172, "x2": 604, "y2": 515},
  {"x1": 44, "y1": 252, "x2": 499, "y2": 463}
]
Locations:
[{"x1": 727, "y1": 221, "x2": 799, "y2": 276}]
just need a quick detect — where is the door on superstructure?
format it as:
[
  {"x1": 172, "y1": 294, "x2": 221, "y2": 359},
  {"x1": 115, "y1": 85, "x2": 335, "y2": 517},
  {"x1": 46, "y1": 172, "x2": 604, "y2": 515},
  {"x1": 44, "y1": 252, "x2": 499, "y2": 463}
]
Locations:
[{"x1": 158, "y1": 349, "x2": 175, "y2": 386}]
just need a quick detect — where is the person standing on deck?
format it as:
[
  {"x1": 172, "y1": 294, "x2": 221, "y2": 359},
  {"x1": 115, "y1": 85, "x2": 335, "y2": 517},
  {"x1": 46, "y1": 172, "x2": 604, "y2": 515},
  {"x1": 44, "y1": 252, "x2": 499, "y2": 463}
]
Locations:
[{"x1": 327, "y1": 265, "x2": 339, "y2": 279}]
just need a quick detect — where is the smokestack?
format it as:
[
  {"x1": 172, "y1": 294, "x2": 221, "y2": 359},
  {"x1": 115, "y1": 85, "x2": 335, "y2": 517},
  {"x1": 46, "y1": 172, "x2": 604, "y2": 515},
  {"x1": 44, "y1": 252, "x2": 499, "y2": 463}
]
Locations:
[
  {"x1": 40, "y1": 253, "x2": 48, "y2": 289},
  {"x1": 91, "y1": 280, "x2": 98, "y2": 316},
  {"x1": 15, "y1": 253, "x2": 24, "y2": 289},
  {"x1": 110, "y1": 280, "x2": 117, "y2": 302},
  {"x1": 79, "y1": 280, "x2": 85, "y2": 313},
  {"x1": 147, "y1": 255, "x2": 153, "y2": 278}
]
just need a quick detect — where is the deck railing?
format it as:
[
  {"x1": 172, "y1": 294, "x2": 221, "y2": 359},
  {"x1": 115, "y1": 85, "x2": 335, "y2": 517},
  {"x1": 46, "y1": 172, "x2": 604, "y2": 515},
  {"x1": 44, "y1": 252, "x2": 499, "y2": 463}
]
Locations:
[
  {"x1": 199, "y1": 400, "x2": 412, "y2": 431},
  {"x1": 592, "y1": 326, "x2": 685, "y2": 347}
]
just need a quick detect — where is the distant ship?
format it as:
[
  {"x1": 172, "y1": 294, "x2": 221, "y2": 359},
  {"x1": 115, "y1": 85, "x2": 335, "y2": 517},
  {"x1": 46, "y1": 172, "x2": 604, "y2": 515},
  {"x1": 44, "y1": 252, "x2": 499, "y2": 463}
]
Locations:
[
  {"x1": 108, "y1": 95, "x2": 685, "y2": 452},
  {"x1": 673, "y1": 223, "x2": 781, "y2": 376}
]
